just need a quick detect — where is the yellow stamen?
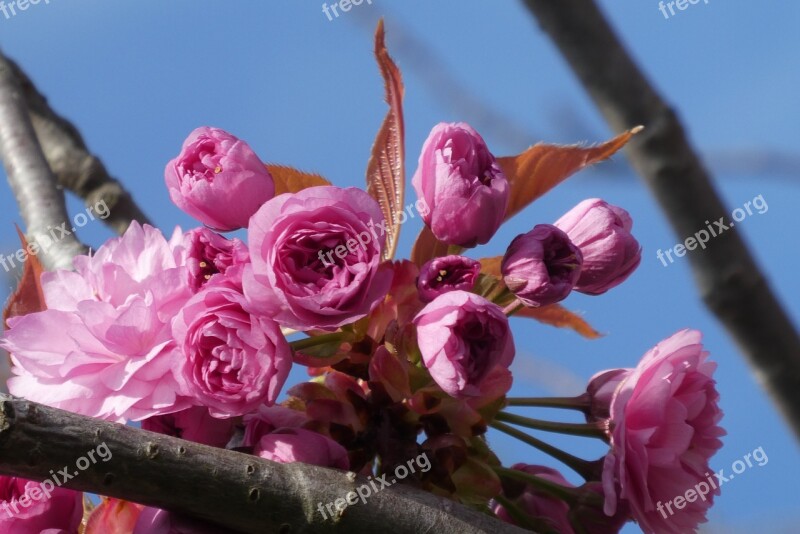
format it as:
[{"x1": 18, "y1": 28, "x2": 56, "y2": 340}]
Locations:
[
  {"x1": 199, "y1": 261, "x2": 208, "y2": 268},
  {"x1": 214, "y1": 166, "x2": 222, "y2": 174}
]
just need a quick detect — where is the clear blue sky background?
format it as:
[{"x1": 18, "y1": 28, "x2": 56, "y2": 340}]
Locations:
[{"x1": 1, "y1": 1, "x2": 798, "y2": 532}]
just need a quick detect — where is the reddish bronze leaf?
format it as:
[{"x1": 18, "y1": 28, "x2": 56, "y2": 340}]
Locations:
[
  {"x1": 2, "y1": 226, "x2": 46, "y2": 328},
  {"x1": 366, "y1": 19, "x2": 406, "y2": 260},
  {"x1": 498, "y1": 127, "x2": 642, "y2": 221},
  {"x1": 478, "y1": 255, "x2": 601, "y2": 339},
  {"x1": 479, "y1": 255, "x2": 503, "y2": 278},
  {"x1": 410, "y1": 226, "x2": 450, "y2": 267},
  {"x1": 267, "y1": 164, "x2": 331, "y2": 196},
  {"x1": 84, "y1": 497, "x2": 144, "y2": 534},
  {"x1": 515, "y1": 304, "x2": 602, "y2": 339}
]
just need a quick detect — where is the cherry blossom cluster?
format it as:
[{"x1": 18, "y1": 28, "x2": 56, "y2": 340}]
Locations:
[{"x1": 0, "y1": 123, "x2": 723, "y2": 533}]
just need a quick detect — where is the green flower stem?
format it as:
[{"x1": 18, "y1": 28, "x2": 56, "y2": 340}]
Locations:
[
  {"x1": 493, "y1": 466, "x2": 582, "y2": 504},
  {"x1": 289, "y1": 331, "x2": 350, "y2": 352},
  {"x1": 493, "y1": 494, "x2": 560, "y2": 534},
  {"x1": 496, "y1": 411, "x2": 608, "y2": 440},
  {"x1": 490, "y1": 420, "x2": 599, "y2": 481},
  {"x1": 505, "y1": 394, "x2": 591, "y2": 411}
]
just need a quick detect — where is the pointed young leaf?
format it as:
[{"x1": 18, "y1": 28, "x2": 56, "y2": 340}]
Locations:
[
  {"x1": 366, "y1": 19, "x2": 406, "y2": 260},
  {"x1": 514, "y1": 304, "x2": 602, "y2": 339},
  {"x1": 267, "y1": 164, "x2": 331, "y2": 196},
  {"x1": 499, "y1": 127, "x2": 642, "y2": 221},
  {"x1": 3, "y1": 226, "x2": 46, "y2": 327}
]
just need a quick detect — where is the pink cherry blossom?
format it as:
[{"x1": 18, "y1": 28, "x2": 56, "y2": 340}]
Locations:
[
  {"x1": 602, "y1": 330, "x2": 724, "y2": 534},
  {"x1": 2, "y1": 222, "x2": 193, "y2": 422}
]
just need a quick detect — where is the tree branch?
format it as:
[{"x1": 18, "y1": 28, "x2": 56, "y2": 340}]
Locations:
[
  {"x1": 0, "y1": 50, "x2": 87, "y2": 270},
  {"x1": 0, "y1": 396, "x2": 527, "y2": 534},
  {"x1": 521, "y1": 0, "x2": 800, "y2": 438},
  {"x1": 6, "y1": 58, "x2": 151, "y2": 234}
]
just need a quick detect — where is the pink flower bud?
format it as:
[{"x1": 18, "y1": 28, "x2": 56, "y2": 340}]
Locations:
[
  {"x1": 585, "y1": 368, "x2": 630, "y2": 422},
  {"x1": 554, "y1": 199, "x2": 641, "y2": 295},
  {"x1": 165, "y1": 127, "x2": 275, "y2": 231},
  {"x1": 413, "y1": 291, "x2": 514, "y2": 398},
  {"x1": 492, "y1": 464, "x2": 574, "y2": 533},
  {"x1": 501, "y1": 224, "x2": 583, "y2": 307},
  {"x1": 412, "y1": 122, "x2": 509, "y2": 247},
  {"x1": 141, "y1": 406, "x2": 237, "y2": 448},
  {"x1": 242, "y1": 405, "x2": 308, "y2": 448},
  {"x1": 0, "y1": 476, "x2": 83, "y2": 533},
  {"x1": 417, "y1": 255, "x2": 481, "y2": 303},
  {"x1": 254, "y1": 428, "x2": 350, "y2": 470},
  {"x1": 134, "y1": 507, "x2": 237, "y2": 534}
]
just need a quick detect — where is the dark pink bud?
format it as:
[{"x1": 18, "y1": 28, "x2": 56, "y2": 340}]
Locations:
[
  {"x1": 417, "y1": 255, "x2": 481, "y2": 303},
  {"x1": 501, "y1": 224, "x2": 583, "y2": 307},
  {"x1": 585, "y1": 368, "x2": 630, "y2": 422}
]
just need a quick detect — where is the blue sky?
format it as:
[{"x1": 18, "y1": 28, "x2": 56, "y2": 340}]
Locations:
[{"x1": 1, "y1": 1, "x2": 798, "y2": 532}]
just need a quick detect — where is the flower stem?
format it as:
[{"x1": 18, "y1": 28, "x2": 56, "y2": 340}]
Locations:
[
  {"x1": 505, "y1": 394, "x2": 591, "y2": 411},
  {"x1": 493, "y1": 466, "x2": 581, "y2": 504},
  {"x1": 289, "y1": 331, "x2": 349, "y2": 352},
  {"x1": 495, "y1": 411, "x2": 608, "y2": 440},
  {"x1": 490, "y1": 420, "x2": 600, "y2": 481}
]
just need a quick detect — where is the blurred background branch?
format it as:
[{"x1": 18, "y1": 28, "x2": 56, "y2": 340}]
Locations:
[
  {"x1": 521, "y1": 0, "x2": 800, "y2": 439},
  {"x1": 6, "y1": 58, "x2": 150, "y2": 234},
  {"x1": 0, "y1": 50, "x2": 87, "y2": 271}
]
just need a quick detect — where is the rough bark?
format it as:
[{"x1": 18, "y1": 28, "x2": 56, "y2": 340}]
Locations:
[
  {"x1": 522, "y1": 0, "x2": 800, "y2": 438},
  {"x1": 7, "y1": 58, "x2": 151, "y2": 234},
  {"x1": 0, "y1": 397, "x2": 527, "y2": 534},
  {"x1": 0, "y1": 51, "x2": 87, "y2": 270}
]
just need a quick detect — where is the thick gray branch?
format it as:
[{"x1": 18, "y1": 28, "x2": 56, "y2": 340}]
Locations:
[
  {"x1": 0, "y1": 397, "x2": 527, "y2": 534},
  {"x1": 6, "y1": 58, "x2": 151, "y2": 234},
  {"x1": 0, "y1": 51, "x2": 87, "y2": 270},
  {"x1": 522, "y1": 0, "x2": 800, "y2": 438}
]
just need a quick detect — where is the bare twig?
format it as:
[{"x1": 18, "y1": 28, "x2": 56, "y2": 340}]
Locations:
[
  {"x1": 0, "y1": 50, "x2": 87, "y2": 270},
  {"x1": 522, "y1": 0, "x2": 800, "y2": 438},
  {"x1": 6, "y1": 58, "x2": 151, "y2": 234},
  {"x1": 0, "y1": 396, "x2": 527, "y2": 534}
]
